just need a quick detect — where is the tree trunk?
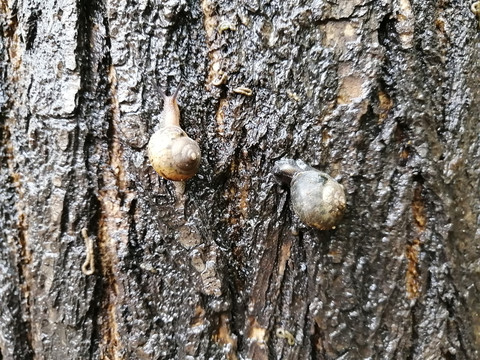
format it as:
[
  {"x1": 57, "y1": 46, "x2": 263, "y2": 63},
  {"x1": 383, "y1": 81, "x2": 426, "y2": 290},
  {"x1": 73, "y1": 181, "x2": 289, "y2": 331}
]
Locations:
[{"x1": 1, "y1": 0, "x2": 479, "y2": 359}]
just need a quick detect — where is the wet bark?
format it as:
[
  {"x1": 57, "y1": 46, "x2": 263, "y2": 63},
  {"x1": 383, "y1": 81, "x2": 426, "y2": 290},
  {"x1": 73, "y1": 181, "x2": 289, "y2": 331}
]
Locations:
[{"x1": 1, "y1": 0, "x2": 479, "y2": 359}]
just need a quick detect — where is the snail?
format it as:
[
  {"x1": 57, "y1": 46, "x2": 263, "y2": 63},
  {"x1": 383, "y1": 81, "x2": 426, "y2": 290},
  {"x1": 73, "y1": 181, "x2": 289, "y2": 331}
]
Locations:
[
  {"x1": 147, "y1": 85, "x2": 201, "y2": 181},
  {"x1": 272, "y1": 159, "x2": 346, "y2": 230}
]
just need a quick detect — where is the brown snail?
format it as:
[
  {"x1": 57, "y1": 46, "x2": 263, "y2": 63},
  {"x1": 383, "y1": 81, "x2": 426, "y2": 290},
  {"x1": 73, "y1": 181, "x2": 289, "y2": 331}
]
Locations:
[
  {"x1": 148, "y1": 85, "x2": 201, "y2": 181},
  {"x1": 273, "y1": 159, "x2": 346, "y2": 230}
]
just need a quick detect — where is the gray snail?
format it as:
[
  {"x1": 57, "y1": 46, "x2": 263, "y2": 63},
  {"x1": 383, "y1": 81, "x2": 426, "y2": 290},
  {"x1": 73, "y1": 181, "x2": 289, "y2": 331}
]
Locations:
[
  {"x1": 272, "y1": 159, "x2": 346, "y2": 230},
  {"x1": 147, "y1": 86, "x2": 201, "y2": 181}
]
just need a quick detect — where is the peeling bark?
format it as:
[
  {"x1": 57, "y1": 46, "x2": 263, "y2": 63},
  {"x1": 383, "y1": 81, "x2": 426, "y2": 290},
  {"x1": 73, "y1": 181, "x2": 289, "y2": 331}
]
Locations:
[{"x1": 1, "y1": 0, "x2": 479, "y2": 359}]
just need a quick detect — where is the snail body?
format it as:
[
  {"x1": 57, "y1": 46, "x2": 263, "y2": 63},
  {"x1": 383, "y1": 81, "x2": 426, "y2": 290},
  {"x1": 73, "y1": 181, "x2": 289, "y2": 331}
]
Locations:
[
  {"x1": 273, "y1": 159, "x2": 346, "y2": 230},
  {"x1": 147, "y1": 87, "x2": 201, "y2": 181}
]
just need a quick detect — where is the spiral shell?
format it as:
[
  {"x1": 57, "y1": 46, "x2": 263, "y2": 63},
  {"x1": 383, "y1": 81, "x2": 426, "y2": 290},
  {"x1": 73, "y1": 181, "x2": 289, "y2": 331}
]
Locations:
[
  {"x1": 290, "y1": 170, "x2": 346, "y2": 230},
  {"x1": 273, "y1": 159, "x2": 346, "y2": 230},
  {"x1": 147, "y1": 86, "x2": 201, "y2": 181},
  {"x1": 148, "y1": 126, "x2": 201, "y2": 181}
]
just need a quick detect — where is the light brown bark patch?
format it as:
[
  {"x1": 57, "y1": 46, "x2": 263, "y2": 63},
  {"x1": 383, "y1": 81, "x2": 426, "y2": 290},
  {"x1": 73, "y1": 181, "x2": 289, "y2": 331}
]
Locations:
[
  {"x1": 337, "y1": 75, "x2": 364, "y2": 104},
  {"x1": 278, "y1": 241, "x2": 292, "y2": 276},
  {"x1": 190, "y1": 305, "x2": 206, "y2": 327},
  {"x1": 405, "y1": 238, "x2": 421, "y2": 299},
  {"x1": 396, "y1": 0, "x2": 415, "y2": 49},
  {"x1": 248, "y1": 318, "x2": 267, "y2": 344},
  {"x1": 412, "y1": 186, "x2": 426, "y2": 231},
  {"x1": 321, "y1": 21, "x2": 357, "y2": 49},
  {"x1": 226, "y1": 159, "x2": 250, "y2": 224},
  {"x1": 247, "y1": 317, "x2": 268, "y2": 359},
  {"x1": 202, "y1": 0, "x2": 228, "y2": 89},
  {"x1": 216, "y1": 98, "x2": 227, "y2": 137},
  {"x1": 213, "y1": 313, "x2": 238, "y2": 360},
  {"x1": 201, "y1": 0, "x2": 218, "y2": 39},
  {"x1": 405, "y1": 184, "x2": 426, "y2": 300},
  {"x1": 96, "y1": 64, "x2": 135, "y2": 360},
  {"x1": 378, "y1": 90, "x2": 393, "y2": 122}
]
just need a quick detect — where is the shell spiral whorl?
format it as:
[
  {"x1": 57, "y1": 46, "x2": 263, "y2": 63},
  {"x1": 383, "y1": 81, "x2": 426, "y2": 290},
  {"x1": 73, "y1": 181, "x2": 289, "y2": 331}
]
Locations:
[
  {"x1": 273, "y1": 159, "x2": 346, "y2": 230},
  {"x1": 147, "y1": 87, "x2": 201, "y2": 181}
]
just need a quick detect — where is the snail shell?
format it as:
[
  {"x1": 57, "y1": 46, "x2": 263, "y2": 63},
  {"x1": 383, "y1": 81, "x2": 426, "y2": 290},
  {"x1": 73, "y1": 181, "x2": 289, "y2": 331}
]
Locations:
[
  {"x1": 273, "y1": 159, "x2": 346, "y2": 230},
  {"x1": 147, "y1": 87, "x2": 201, "y2": 181},
  {"x1": 148, "y1": 126, "x2": 201, "y2": 181}
]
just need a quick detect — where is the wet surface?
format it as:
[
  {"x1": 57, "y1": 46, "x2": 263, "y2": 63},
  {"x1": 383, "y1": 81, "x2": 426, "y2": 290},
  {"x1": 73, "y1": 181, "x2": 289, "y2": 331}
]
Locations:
[{"x1": 0, "y1": 0, "x2": 479, "y2": 359}]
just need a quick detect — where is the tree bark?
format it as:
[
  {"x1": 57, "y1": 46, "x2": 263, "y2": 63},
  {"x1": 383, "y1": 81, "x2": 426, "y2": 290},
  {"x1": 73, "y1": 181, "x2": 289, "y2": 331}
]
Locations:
[{"x1": 1, "y1": 0, "x2": 479, "y2": 359}]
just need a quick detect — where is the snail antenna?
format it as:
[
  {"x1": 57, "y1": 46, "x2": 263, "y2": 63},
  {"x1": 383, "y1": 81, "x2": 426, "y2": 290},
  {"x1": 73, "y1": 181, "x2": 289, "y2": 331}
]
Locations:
[
  {"x1": 154, "y1": 79, "x2": 167, "y2": 100},
  {"x1": 172, "y1": 79, "x2": 183, "y2": 99}
]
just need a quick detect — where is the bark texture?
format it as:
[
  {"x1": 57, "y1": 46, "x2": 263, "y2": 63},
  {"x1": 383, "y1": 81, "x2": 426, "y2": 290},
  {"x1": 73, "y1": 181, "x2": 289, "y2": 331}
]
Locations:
[{"x1": 1, "y1": 0, "x2": 480, "y2": 359}]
